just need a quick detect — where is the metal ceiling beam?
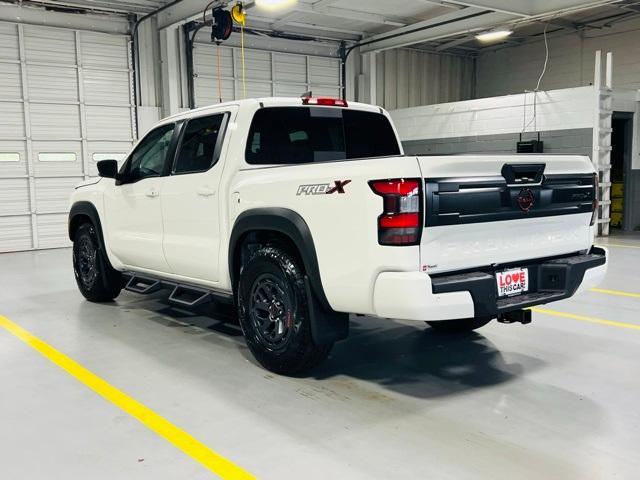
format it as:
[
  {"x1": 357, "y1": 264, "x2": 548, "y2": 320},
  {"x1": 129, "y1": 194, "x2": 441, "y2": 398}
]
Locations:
[
  {"x1": 4, "y1": 0, "x2": 165, "y2": 15},
  {"x1": 270, "y1": 11, "x2": 303, "y2": 30},
  {"x1": 358, "y1": 9, "x2": 516, "y2": 53},
  {"x1": 544, "y1": 18, "x2": 582, "y2": 31},
  {"x1": 156, "y1": 0, "x2": 408, "y2": 29},
  {"x1": 0, "y1": 2, "x2": 130, "y2": 33},
  {"x1": 311, "y1": 0, "x2": 339, "y2": 7},
  {"x1": 434, "y1": 34, "x2": 476, "y2": 51},
  {"x1": 616, "y1": 0, "x2": 640, "y2": 13},
  {"x1": 435, "y1": 0, "x2": 618, "y2": 17},
  {"x1": 294, "y1": 3, "x2": 408, "y2": 27}
]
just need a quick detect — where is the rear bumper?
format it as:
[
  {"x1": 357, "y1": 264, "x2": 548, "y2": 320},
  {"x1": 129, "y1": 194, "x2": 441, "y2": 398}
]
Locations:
[{"x1": 372, "y1": 247, "x2": 607, "y2": 321}]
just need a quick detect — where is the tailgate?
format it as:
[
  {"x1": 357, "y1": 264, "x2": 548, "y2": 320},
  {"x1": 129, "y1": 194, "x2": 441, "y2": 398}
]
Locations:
[{"x1": 417, "y1": 155, "x2": 596, "y2": 274}]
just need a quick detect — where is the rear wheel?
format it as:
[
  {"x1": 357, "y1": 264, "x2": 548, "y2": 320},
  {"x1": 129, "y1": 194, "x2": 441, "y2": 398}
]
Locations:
[
  {"x1": 237, "y1": 246, "x2": 332, "y2": 375},
  {"x1": 426, "y1": 316, "x2": 492, "y2": 333},
  {"x1": 73, "y1": 223, "x2": 122, "y2": 302}
]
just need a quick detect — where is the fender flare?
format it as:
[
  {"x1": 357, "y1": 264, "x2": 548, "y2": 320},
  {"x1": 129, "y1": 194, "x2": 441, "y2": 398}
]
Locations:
[
  {"x1": 229, "y1": 207, "x2": 332, "y2": 310},
  {"x1": 68, "y1": 201, "x2": 107, "y2": 251},
  {"x1": 229, "y1": 208, "x2": 349, "y2": 345}
]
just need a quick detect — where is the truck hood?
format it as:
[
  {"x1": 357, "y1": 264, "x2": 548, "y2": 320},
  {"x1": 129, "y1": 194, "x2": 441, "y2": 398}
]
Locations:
[{"x1": 75, "y1": 178, "x2": 102, "y2": 189}]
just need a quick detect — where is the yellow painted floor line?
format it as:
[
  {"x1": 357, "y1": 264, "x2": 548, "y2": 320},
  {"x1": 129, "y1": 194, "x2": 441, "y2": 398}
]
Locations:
[
  {"x1": 0, "y1": 315, "x2": 254, "y2": 480},
  {"x1": 597, "y1": 243, "x2": 640, "y2": 250},
  {"x1": 590, "y1": 287, "x2": 640, "y2": 299},
  {"x1": 531, "y1": 307, "x2": 640, "y2": 331}
]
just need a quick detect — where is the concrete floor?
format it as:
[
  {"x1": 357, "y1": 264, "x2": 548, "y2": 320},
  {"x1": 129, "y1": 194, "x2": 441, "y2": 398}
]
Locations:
[{"x1": 1, "y1": 235, "x2": 639, "y2": 480}]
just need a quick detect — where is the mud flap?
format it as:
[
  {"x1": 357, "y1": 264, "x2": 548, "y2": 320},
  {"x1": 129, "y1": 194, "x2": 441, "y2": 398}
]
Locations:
[{"x1": 304, "y1": 276, "x2": 349, "y2": 345}]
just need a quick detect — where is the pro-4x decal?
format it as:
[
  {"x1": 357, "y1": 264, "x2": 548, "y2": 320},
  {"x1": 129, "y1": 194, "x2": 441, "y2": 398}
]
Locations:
[{"x1": 297, "y1": 180, "x2": 351, "y2": 196}]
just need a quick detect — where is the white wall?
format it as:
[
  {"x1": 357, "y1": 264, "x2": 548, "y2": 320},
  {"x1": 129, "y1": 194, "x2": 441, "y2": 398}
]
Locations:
[
  {"x1": 352, "y1": 48, "x2": 475, "y2": 109},
  {"x1": 477, "y1": 17, "x2": 640, "y2": 98},
  {"x1": 390, "y1": 86, "x2": 594, "y2": 141}
]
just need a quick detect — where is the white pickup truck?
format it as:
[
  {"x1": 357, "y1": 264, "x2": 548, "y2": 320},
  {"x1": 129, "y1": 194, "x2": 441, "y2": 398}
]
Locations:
[{"x1": 69, "y1": 96, "x2": 607, "y2": 374}]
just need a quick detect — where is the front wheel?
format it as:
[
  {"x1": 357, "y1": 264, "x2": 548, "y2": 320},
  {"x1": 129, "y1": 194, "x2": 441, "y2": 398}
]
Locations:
[
  {"x1": 426, "y1": 316, "x2": 492, "y2": 333},
  {"x1": 237, "y1": 246, "x2": 332, "y2": 375},
  {"x1": 73, "y1": 223, "x2": 122, "y2": 302}
]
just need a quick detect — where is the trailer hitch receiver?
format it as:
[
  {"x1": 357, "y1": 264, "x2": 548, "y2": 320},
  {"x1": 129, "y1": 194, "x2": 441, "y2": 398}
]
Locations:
[{"x1": 497, "y1": 309, "x2": 532, "y2": 325}]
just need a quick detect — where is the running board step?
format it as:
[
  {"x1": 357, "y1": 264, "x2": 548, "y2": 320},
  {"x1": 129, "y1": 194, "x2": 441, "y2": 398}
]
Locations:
[
  {"x1": 122, "y1": 271, "x2": 235, "y2": 305},
  {"x1": 125, "y1": 275, "x2": 162, "y2": 294},
  {"x1": 168, "y1": 285, "x2": 212, "y2": 308}
]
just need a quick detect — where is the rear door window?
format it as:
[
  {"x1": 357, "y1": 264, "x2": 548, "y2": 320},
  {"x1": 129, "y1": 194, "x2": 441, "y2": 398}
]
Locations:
[
  {"x1": 245, "y1": 107, "x2": 400, "y2": 165},
  {"x1": 173, "y1": 113, "x2": 228, "y2": 174}
]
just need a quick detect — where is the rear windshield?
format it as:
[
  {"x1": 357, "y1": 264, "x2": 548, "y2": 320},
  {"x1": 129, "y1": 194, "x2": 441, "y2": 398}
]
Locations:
[{"x1": 245, "y1": 106, "x2": 401, "y2": 165}]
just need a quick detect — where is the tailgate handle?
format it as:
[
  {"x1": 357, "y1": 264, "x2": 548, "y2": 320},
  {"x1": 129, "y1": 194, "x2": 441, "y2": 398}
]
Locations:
[{"x1": 502, "y1": 163, "x2": 545, "y2": 186}]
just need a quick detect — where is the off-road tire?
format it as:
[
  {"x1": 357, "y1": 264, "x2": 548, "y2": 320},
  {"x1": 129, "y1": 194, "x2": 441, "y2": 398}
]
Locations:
[
  {"x1": 237, "y1": 246, "x2": 332, "y2": 375},
  {"x1": 73, "y1": 222, "x2": 122, "y2": 302},
  {"x1": 427, "y1": 316, "x2": 492, "y2": 333}
]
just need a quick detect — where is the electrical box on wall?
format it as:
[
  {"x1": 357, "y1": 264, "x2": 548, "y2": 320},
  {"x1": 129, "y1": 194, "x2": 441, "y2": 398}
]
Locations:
[{"x1": 517, "y1": 133, "x2": 544, "y2": 153}]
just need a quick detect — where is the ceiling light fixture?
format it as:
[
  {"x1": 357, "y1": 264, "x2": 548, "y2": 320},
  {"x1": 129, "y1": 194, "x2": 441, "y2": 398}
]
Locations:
[
  {"x1": 253, "y1": 0, "x2": 297, "y2": 10},
  {"x1": 475, "y1": 29, "x2": 513, "y2": 43}
]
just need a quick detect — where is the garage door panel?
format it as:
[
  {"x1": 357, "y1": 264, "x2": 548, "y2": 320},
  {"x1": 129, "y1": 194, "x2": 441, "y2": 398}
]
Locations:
[
  {"x1": 0, "y1": 22, "x2": 19, "y2": 61},
  {"x1": 240, "y1": 81, "x2": 272, "y2": 99},
  {"x1": 24, "y1": 25, "x2": 76, "y2": 65},
  {"x1": 0, "y1": 22, "x2": 133, "y2": 252},
  {"x1": 309, "y1": 57, "x2": 340, "y2": 85},
  {"x1": 80, "y1": 31, "x2": 129, "y2": 70},
  {"x1": 30, "y1": 103, "x2": 80, "y2": 139},
  {"x1": 274, "y1": 83, "x2": 308, "y2": 97},
  {"x1": 83, "y1": 69, "x2": 130, "y2": 105},
  {"x1": 28, "y1": 65, "x2": 78, "y2": 102},
  {"x1": 0, "y1": 141, "x2": 27, "y2": 176},
  {"x1": 0, "y1": 178, "x2": 30, "y2": 215},
  {"x1": 0, "y1": 63, "x2": 22, "y2": 100},
  {"x1": 32, "y1": 141, "x2": 82, "y2": 177},
  {"x1": 0, "y1": 102, "x2": 26, "y2": 138},
  {"x1": 36, "y1": 213, "x2": 70, "y2": 249},
  {"x1": 274, "y1": 54, "x2": 306, "y2": 84},
  {"x1": 0, "y1": 215, "x2": 33, "y2": 252},
  {"x1": 194, "y1": 44, "x2": 340, "y2": 109},
  {"x1": 35, "y1": 177, "x2": 82, "y2": 213},
  {"x1": 85, "y1": 106, "x2": 133, "y2": 140},
  {"x1": 88, "y1": 143, "x2": 130, "y2": 176},
  {"x1": 194, "y1": 46, "x2": 233, "y2": 77},
  {"x1": 194, "y1": 77, "x2": 235, "y2": 106},
  {"x1": 239, "y1": 49, "x2": 272, "y2": 81},
  {"x1": 310, "y1": 85, "x2": 341, "y2": 97}
]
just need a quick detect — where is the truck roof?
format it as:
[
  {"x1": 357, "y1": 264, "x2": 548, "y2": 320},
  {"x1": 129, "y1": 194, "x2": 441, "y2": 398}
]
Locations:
[{"x1": 161, "y1": 97, "x2": 385, "y2": 125}]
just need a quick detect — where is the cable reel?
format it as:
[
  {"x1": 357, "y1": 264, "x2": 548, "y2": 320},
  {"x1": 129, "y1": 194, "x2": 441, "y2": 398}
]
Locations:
[{"x1": 211, "y1": 8, "x2": 233, "y2": 43}]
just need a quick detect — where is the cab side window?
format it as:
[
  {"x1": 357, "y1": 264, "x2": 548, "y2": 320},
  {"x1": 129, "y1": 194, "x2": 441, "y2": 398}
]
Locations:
[
  {"x1": 124, "y1": 124, "x2": 175, "y2": 183},
  {"x1": 173, "y1": 114, "x2": 226, "y2": 174}
]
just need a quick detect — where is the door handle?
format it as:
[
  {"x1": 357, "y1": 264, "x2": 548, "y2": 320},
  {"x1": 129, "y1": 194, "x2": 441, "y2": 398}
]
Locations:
[
  {"x1": 197, "y1": 186, "x2": 216, "y2": 197},
  {"x1": 145, "y1": 188, "x2": 159, "y2": 198}
]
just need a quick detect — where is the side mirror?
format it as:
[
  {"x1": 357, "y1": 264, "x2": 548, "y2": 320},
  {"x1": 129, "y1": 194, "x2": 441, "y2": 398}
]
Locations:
[{"x1": 97, "y1": 159, "x2": 119, "y2": 179}]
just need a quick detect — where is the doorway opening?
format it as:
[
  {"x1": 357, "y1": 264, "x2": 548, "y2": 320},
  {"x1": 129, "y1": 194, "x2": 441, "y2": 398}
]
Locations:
[{"x1": 610, "y1": 112, "x2": 633, "y2": 230}]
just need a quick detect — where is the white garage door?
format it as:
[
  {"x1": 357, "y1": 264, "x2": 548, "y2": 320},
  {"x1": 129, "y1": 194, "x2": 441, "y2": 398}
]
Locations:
[
  {"x1": 0, "y1": 21, "x2": 135, "y2": 252},
  {"x1": 192, "y1": 43, "x2": 342, "y2": 107}
]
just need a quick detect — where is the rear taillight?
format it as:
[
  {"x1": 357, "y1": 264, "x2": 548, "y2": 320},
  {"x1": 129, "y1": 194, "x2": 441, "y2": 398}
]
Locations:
[
  {"x1": 591, "y1": 172, "x2": 599, "y2": 226},
  {"x1": 370, "y1": 178, "x2": 422, "y2": 246}
]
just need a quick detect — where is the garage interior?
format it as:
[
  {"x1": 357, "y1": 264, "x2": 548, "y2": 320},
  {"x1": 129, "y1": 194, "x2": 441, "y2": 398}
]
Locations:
[{"x1": 1, "y1": 0, "x2": 640, "y2": 479}]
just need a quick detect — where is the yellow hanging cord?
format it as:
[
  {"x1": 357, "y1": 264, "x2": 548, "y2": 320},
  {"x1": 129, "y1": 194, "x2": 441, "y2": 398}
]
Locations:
[
  {"x1": 240, "y1": 22, "x2": 246, "y2": 99},
  {"x1": 216, "y1": 43, "x2": 223, "y2": 103}
]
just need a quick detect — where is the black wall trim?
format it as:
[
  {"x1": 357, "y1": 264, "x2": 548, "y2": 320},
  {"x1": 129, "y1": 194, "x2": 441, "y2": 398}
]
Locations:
[{"x1": 229, "y1": 208, "x2": 331, "y2": 311}]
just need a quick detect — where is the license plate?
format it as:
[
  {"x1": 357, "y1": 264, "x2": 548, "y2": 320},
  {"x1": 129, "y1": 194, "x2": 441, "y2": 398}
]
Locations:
[{"x1": 496, "y1": 268, "x2": 529, "y2": 297}]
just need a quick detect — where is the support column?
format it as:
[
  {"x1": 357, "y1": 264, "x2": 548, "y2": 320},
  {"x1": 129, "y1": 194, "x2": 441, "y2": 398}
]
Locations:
[{"x1": 160, "y1": 26, "x2": 184, "y2": 117}]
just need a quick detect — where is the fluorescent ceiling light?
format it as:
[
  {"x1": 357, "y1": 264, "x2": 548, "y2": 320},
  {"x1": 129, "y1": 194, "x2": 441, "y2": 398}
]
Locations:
[
  {"x1": 254, "y1": 0, "x2": 297, "y2": 10},
  {"x1": 475, "y1": 29, "x2": 513, "y2": 43}
]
